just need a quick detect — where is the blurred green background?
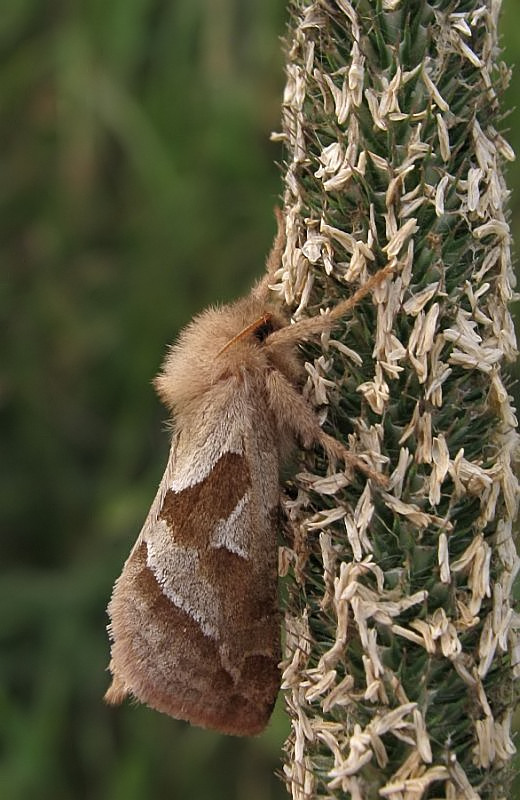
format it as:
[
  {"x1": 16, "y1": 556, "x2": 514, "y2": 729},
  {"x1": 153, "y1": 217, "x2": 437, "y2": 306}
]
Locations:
[{"x1": 1, "y1": 2, "x2": 519, "y2": 799}]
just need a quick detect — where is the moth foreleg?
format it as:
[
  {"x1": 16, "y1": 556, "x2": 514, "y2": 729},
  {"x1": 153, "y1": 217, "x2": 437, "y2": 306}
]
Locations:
[{"x1": 265, "y1": 369, "x2": 386, "y2": 485}]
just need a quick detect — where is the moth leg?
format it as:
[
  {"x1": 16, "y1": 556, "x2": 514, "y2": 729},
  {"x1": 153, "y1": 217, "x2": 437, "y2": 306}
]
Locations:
[
  {"x1": 265, "y1": 369, "x2": 386, "y2": 485},
  {"x1": 253, "y1": 207, "x2": 285, "y2": 302}
]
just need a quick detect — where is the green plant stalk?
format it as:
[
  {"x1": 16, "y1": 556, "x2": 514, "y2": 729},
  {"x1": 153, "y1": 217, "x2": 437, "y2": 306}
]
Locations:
[{"x1": 277, "y1": 1, "x2": 519, "y2": 798}]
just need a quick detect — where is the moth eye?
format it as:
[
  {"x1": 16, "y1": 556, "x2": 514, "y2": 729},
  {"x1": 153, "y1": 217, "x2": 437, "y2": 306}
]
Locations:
[{"x1": 253, "y1": 318, "x2": 276, "y2": 343}]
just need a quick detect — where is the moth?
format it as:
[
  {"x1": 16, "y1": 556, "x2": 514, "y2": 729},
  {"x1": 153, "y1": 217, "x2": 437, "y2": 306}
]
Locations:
[{"x1": 104, "y1": 210, "x2": 390, "y2": 736}]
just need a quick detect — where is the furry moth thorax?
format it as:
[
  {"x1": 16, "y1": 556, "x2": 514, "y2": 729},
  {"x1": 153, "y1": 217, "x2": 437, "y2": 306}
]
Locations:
[{"x1": 105, "y1": 211, "x2": 391, "y2": 736}]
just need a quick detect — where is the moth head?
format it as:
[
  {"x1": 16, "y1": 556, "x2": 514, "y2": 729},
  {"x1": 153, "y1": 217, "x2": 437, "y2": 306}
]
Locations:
[
  {"x1": 154, "y1": 295, "x2": 299, "y2": 414},
  {"x1": 216, "y1": 312, "x2": 277, "y2": 356},
  {"x1": 213, "y1": 300, "x2": 302, "y2": 386}
]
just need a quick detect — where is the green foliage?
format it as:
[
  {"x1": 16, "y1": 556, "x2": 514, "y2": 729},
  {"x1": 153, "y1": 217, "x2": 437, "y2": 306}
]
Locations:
[
  {"x1": 1, "y1": 2, "x2": 288, "y2": 798},
  {"x1": 1, "y1": 1, "x2": 518, "y2": 799}
]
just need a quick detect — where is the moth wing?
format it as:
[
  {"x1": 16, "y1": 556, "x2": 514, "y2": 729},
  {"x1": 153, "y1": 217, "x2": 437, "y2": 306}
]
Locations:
[{"x1": 105, "y1": 383, "x2": 281, "y2": 735}]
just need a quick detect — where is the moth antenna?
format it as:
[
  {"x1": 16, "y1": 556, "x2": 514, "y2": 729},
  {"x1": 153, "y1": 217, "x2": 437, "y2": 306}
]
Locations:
[
  {"x1": 253, "y1": 206, "x2": 286, "y2": 302},
  {"x1": 265, "y1": 263, "x2": 393, "y2": 349},
  {"x1": 217, "y1": 314, "x2": 272, "y2": 356}
]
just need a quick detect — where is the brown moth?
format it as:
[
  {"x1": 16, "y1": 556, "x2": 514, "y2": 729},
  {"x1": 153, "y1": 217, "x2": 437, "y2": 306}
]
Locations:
[{"x1": 104, "y1": 210, "x2": 391, "y2": 736}]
